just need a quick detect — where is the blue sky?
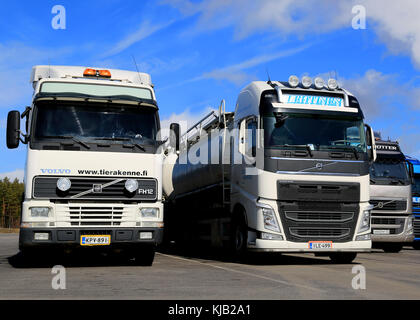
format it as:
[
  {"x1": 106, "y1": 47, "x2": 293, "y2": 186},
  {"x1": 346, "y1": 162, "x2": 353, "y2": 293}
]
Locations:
[{"x1": 1, "y1": 0, "x2": 420, "y2": 180}]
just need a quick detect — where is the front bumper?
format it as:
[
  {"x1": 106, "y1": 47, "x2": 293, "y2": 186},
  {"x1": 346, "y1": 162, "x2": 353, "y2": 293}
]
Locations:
[
  {"x1": 247, "y1": 238, "x2": 371, "y2": 253},
  {"x1": 371, "y1": 215, "x2": 414, "y2": 243},
  {"x1": 19, "y1": 227, "x2": 163, "y2": 250}
]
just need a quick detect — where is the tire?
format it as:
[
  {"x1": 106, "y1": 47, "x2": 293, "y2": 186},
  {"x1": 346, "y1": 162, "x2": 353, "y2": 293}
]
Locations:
[
  {"x1": 382, "y1": 244, "x2": 403, "y2": 253},
  {"x1": 231, "y1": 213, "x2": 248, "y2": 261},
  {"x1": 134, "y1": 247, "x2": 155, "y2": 266},
  {"x1": 413, "y1": 242, "x2": 420, "y2": 250},
  {"x1": 329, "y1": 252, "x2": 357, "y2": 264}
]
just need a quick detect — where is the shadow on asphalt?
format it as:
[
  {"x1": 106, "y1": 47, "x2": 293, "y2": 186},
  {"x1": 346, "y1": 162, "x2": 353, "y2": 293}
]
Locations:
[
  {"x1": 10, "y1": 243, "x2": 415, "y2": 268},
  {"x1": 8, "y1": 250, "x2": 140, "y2": 269},
  {"x1": 157, "y1": 243, "x2": 360, "y2": 266}
]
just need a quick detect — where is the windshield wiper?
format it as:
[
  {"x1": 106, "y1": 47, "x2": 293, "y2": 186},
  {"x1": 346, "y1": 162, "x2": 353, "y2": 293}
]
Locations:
[
  {"x1": 94, "y1": 137, "x2": 146, "y2": 152},
  {"x1": 41, "y1": 135, "x2": 91, "y2": 149},
  {"x1": 327, "y1": 145, "x2": 359, "y2": 159},
  {"x1": 272, "y1": 144, "x2": 313, "y2": 157}
]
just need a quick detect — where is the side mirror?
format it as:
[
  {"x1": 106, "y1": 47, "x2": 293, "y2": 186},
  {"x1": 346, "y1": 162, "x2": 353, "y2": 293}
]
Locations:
[
  {"x1": 365, "y1": 124, "x2": 377, "y2": 163},
  {"x1": 6, "y1": 110, "x2": 21, "y2": 149},
  {"x1": 169, "y1": 123, "x2": 180, "y2": 153}
]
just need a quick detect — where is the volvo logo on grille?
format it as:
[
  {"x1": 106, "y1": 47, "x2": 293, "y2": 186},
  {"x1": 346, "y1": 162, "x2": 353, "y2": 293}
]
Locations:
[
  {"x1": 93, "y1": 184, "x2": 103, "y2": 193},
  {"x1": 315, "y1": 163, "x2": 323, "y2": 170},
  {"x1": 377, "y1": 202, "x2": 384, "y2": 209}
]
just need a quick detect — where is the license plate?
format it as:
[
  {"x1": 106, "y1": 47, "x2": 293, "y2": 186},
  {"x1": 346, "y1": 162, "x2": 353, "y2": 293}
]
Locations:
[
  {"x1": 373, "y1": 229, "x2": 390, "y2": 235},
  {"x1": 308, "y1": 241, "x2": 333, "y2": 249},
  {"x1": 80, "y1": 235, "x2": 111, "y2": 246}
]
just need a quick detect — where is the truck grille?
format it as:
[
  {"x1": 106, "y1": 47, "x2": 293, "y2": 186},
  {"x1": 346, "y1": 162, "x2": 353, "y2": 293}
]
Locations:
[
  {"x1": 277, "y1": 201, "x2": 359, "y2": 242},
  {"x1": 371, "y1": 215, "x2": 406, "y2": 235},
  {"x1": 289, "y1": 228, "x2": 350, "y2": 238},
  {"x1": 33, "y1": 176, "x2": 157, "y2": 201},
  {"x1": 370, "y1": 200, "x2": 407, "y2": 211},
  {"x1": 414, "y1": 215, "x2": 420, "y2": 238},
  {"x1": 69, "y1": 206, "x2": 123, "y2": 226},
  {"x1": 55, "y1": 203, "x2": 135, "y2": 227},
  {"x1": 285, "y1": 211, "x2": 354, "y2": 222}
]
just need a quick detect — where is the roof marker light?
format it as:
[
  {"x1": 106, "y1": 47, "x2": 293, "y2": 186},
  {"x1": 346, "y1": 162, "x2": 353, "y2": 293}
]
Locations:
[
  {"x1": 301, "y1": 76, "x2": 312, "y2": 88},
  {"x1": 83, "y1": 68, "x2": 96, "y2": 77},
  {"x1": 328, "y1": 78, "x2": 338, "y2": 90},
  {"x1": 288, "y1": 75, "x2": 299, "y2": 88},
  {"x1": 314, "y1": 77, "x2": 325, "y2": 89},
  {"x1": 83, "y1": 68, "x2": 112, "y2": 78},
  {"x1": 99, "y1": 70, "x2": 111, "y2": 78}
]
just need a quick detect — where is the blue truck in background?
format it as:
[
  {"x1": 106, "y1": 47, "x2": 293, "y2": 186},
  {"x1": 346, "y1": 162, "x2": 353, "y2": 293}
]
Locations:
[{"x1": 406, "y1": 155, "x2": 420, "y2": 249}]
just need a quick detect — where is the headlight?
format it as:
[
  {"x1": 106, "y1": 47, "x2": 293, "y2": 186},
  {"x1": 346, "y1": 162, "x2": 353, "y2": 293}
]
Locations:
[
  {"x1": 358, "y1": 210, "x2": 370, "y2": 233},
  {"x1": 140, "y1": 208, "x2": 159, "y2": 218},
  {"x1": 30, "y1": 207, "x2": 50, "y2": 217},
  {"x1": 259, "y1": 205, "x2": 280, "y2": 233},
  {"x1": 125, "y1": 179, "x2": 139, "y2": 193},
  {"x1": 57, "y1": 177, "x2": 71, "y2": 192}
]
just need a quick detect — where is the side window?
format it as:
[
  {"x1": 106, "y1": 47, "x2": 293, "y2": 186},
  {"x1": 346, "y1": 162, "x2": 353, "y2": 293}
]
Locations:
[{"x1": 245, "y1": 119, "x2": 257, "y2": 157}]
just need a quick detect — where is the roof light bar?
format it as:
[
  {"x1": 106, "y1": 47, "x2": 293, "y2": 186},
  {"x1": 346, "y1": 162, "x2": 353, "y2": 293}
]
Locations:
[
  {"x1": 301, "y1": 76, "x2": 312, "y2": 88},
  {"x1": 327, "y1": 78, "x2": 338, "y2": 90},
  {"x1": 288, "y1": 75, "x2": 299, "y2": 88},
  {"x1": 314, "y1": 77, "x2": 325, "y2": 89}
]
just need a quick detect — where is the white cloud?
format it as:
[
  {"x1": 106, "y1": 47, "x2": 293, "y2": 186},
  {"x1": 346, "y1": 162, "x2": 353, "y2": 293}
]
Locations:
[
  {"x1": 158, "y1": 44, "x2": 312, "y2": 88},
  {"x1": 0, "y1": 169, "x2": 24, "y2": 182},
  {"x1": 164, "y1": 0, "x2": 420, "y2": 68},
  {"x1": 340, "y1": 69, "x2": 420, "y2": 120},
  {"x1": 103, "y1": 20, "x2": 176, "y2": 57},
  {"x1": 200, "y1": 44, "x2": 311, "y2": 85},
  {"x1": 160, "y1": 106, "x2": 217, "y2": 139}
]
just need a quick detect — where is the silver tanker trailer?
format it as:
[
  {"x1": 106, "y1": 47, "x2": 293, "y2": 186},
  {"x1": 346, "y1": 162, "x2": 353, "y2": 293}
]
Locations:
[{"x1": 163, "y1": 76, "x2": 377, "y2": 263}]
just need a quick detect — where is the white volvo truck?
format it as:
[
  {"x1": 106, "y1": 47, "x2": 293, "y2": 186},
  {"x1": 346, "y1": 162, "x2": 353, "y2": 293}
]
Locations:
[
  {"x1": 163, "y1": 76, "x2": 376, "y2": 263},
  {"x1": 6, "y1": 65, "x2": 164, "y2": 265},
  {"x1": 369, "y1": 139, "x2": 414, "y2": 252}
]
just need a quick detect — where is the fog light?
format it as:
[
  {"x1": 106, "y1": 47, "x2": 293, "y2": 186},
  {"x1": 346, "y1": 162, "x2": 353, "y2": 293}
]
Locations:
[
  {"x1": 34, "y1": 233, "x2": 49, "y2": 241},
  {"x1": 261, "y1": 232, "x2": 283, "y2": 240},
  {"x1": 140, "y1": 232, "x2": 153, "y2": 240},
  {"x1": 125, "y1": 179, "x2": 138, "y2": 193},
  {"x1": 57, "y1": 177, "x2": 71, "y2": 192},
  {"x1": 356, "y1": 234, "x2": 371, "y2": 241}
]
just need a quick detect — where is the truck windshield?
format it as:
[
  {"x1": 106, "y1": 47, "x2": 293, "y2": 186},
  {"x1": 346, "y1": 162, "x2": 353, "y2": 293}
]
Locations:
[
  {"x1": 33, "y1": 102, "x2": 158, "y2": 144},
  {"x1": 262, "y1": 113, "x2": 367, "y2": 152},
  {"x1": 369, "y1": 160, "x2": 410, "y2": 184}
]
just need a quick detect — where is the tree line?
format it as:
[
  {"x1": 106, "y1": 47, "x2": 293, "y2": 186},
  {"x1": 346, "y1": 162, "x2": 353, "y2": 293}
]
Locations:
[{"x1": 0, "y1": 177, "x2": 24, "y2": 228}]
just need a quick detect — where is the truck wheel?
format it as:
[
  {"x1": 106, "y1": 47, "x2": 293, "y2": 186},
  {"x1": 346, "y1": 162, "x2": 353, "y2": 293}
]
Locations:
[
  {"x1": 329, "y1": 252, "x2": 357, "y2": 264},
  {"x1": 413, "y1": 242, "x2": 420, "y2": 250},
  {"x1": 134, "y1": 247, "x2": 155, "y2": 266},
  {"x1": 231, "y1": 215, "x2": 248, "y2": 261},
  {"x1": 382, "y1": 244, "x2": 403, "y2": 253}
]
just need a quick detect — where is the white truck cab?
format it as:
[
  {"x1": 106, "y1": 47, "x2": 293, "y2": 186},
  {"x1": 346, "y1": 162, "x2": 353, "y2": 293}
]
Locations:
[
  {"x1": 6, "y1": 65, "x2": 164, "y2": 265},
  {"x1": 164, "y1": 76, "x2": 377, "y2": 264}
]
